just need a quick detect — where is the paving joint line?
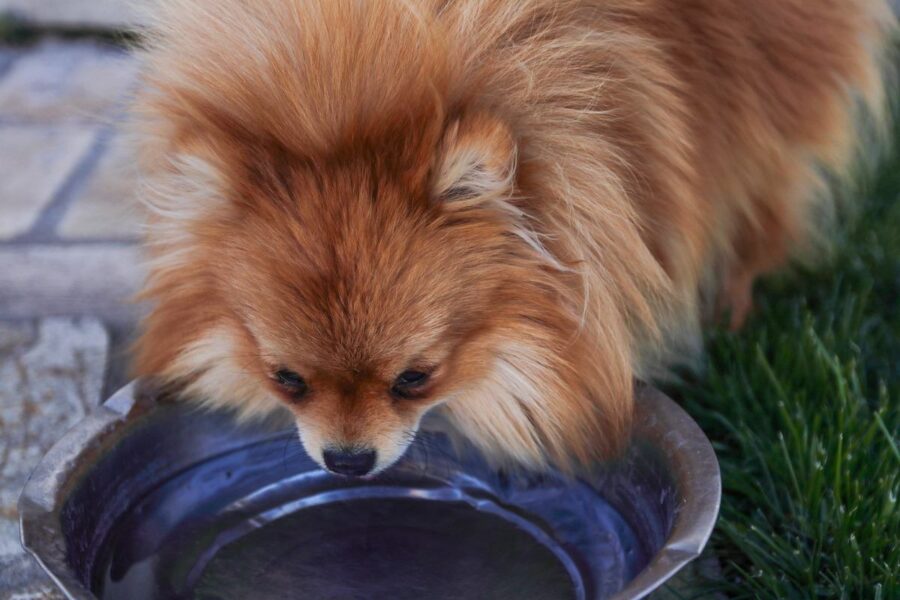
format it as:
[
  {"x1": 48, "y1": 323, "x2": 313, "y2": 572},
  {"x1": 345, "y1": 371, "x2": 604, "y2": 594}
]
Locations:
[{"x1": 10, "y1": 127, "x2": 115, "y2": 244}]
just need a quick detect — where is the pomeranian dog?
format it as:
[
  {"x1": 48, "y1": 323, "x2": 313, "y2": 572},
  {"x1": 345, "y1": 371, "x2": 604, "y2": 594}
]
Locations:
[{"x1": 133, "y1": 0, "x2": 894, "y2": 476}]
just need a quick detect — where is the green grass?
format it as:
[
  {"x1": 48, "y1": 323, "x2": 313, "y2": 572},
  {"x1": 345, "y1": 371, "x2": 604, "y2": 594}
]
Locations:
[{"x1": 668, "y1": 119, "x2": 900, "y2": 596}]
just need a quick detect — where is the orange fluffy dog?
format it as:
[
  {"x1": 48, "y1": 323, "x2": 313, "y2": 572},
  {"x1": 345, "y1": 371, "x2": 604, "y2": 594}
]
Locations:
[{"x1": 134, "y1": 0, "x2": 894, "y2": 476}]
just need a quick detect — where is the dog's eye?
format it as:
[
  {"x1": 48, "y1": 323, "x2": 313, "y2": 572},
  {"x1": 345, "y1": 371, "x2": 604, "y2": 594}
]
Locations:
[
  {"x1": 273, "y1": 369, "x2": 308, "y2": 398},
  {"x1": 391, "y1": 370, "x2": 430, "y2": 398}
]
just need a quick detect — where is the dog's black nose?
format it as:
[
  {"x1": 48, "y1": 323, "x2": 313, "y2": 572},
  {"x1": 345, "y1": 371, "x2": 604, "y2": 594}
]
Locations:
[{"x1": 323, "y1": 448, "x2": 377, "y2": 476}]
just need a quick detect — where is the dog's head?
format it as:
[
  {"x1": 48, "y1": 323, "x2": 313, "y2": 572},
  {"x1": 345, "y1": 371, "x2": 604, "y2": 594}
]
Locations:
[
  {"x1": 135, "y1": 0, "x2": 633, "y2": 476},
  {"x1": 139, "y1": 110, "x2": 603, "y2": 475}
]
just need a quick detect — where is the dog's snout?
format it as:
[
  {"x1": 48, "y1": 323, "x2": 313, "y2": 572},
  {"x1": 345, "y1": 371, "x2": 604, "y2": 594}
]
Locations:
[{"x1": 323, "y1": 447, "x2": 377, "y2": 476}]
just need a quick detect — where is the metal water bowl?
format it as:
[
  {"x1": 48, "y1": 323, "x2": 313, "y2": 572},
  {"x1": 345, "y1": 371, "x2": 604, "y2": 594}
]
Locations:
[{"x1": 19, "y1": 382, "x2": 719, "y2": 599}]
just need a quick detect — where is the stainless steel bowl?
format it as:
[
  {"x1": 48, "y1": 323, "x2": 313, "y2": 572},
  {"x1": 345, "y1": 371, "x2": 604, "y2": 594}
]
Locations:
[{"x1": 19, "y1": 382, "x2": 719, "y2": 599}]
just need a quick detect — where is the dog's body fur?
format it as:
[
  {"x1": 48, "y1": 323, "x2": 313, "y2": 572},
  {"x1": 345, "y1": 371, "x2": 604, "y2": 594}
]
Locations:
[{"x1": 134, "y1": 0, "x2": 894, "y2": 473}]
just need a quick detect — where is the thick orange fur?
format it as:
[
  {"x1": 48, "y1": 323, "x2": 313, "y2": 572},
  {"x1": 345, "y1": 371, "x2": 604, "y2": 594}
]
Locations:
[{"x1": 133, "y1": 0, "x2": 894, "y2": 473}]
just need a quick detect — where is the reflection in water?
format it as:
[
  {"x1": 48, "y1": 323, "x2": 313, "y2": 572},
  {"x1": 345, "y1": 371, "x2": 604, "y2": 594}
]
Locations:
[{"x1": 94, "y1": 432, "x2": 645, "y2": 599}]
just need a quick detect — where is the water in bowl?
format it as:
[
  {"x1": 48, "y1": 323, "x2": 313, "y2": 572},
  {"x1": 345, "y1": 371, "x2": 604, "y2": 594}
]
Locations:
[{"x1": 91, "y1": 433, "x2": 646, "y2": 599}]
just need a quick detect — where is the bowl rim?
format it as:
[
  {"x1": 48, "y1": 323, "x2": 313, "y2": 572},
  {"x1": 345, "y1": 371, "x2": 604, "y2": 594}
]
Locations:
[{"x1": 18, "y1": 381, "x2": 720, "y2": 600}]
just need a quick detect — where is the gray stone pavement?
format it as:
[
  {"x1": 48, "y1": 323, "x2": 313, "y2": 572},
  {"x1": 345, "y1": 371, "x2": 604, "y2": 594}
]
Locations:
[
  {"x1": 0, "y1": 35, "x2": 142, "y2": 597},
  {"x1": 0, "y1": 38, "x2": 144, "y2": 323},
  {"x1": 0, "y1": 319, "x2": 106, "y2": 600}
]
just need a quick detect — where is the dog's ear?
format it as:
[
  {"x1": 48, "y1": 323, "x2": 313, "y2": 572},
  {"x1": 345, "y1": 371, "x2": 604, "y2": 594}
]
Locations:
[
  {"x1": 432, "y1": 112, "x2": 568, "y2": 271},
  {"x1": 140, "y1": 141, "x2": 231, "y2": 225},
  {"x1": 143, "y1": 134, "x2": 291, "y2": 222},
  {"x1": 432, "y1": 113, "x2": 516, "y2": 207}
]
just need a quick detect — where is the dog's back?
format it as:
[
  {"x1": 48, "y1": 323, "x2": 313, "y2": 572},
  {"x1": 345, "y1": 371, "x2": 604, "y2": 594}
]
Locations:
[
  {"x1": 430, "y1": 0, "x2": 896, "y2": 373},
  {"x1": 638, "y1": 0, "x2": 894, "y2": 330}
]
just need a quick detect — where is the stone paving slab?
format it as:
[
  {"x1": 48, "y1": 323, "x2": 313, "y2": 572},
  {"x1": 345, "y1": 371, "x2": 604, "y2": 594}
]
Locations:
[
  {"x1": 0, "y1": 244, "x2": 144, "y2": 326},
  {"x1": 0, "y1": 125, "x2": 97, "y2": 239},
  {"x1": 58, "y1": 133, "x2": 143, "y2": 240},
  {"x1": 0, "y1": 48, "x2": 14, "y2": 73},
  {"x1": 0, "y1": 318, "x2": 108, "y2": 600},
  {"x1": 0, "y1": 0, "x2": 142, "y2": 30},
  {"x1": 0, "y1": 39, "x2": 139, "y2": 124}
]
